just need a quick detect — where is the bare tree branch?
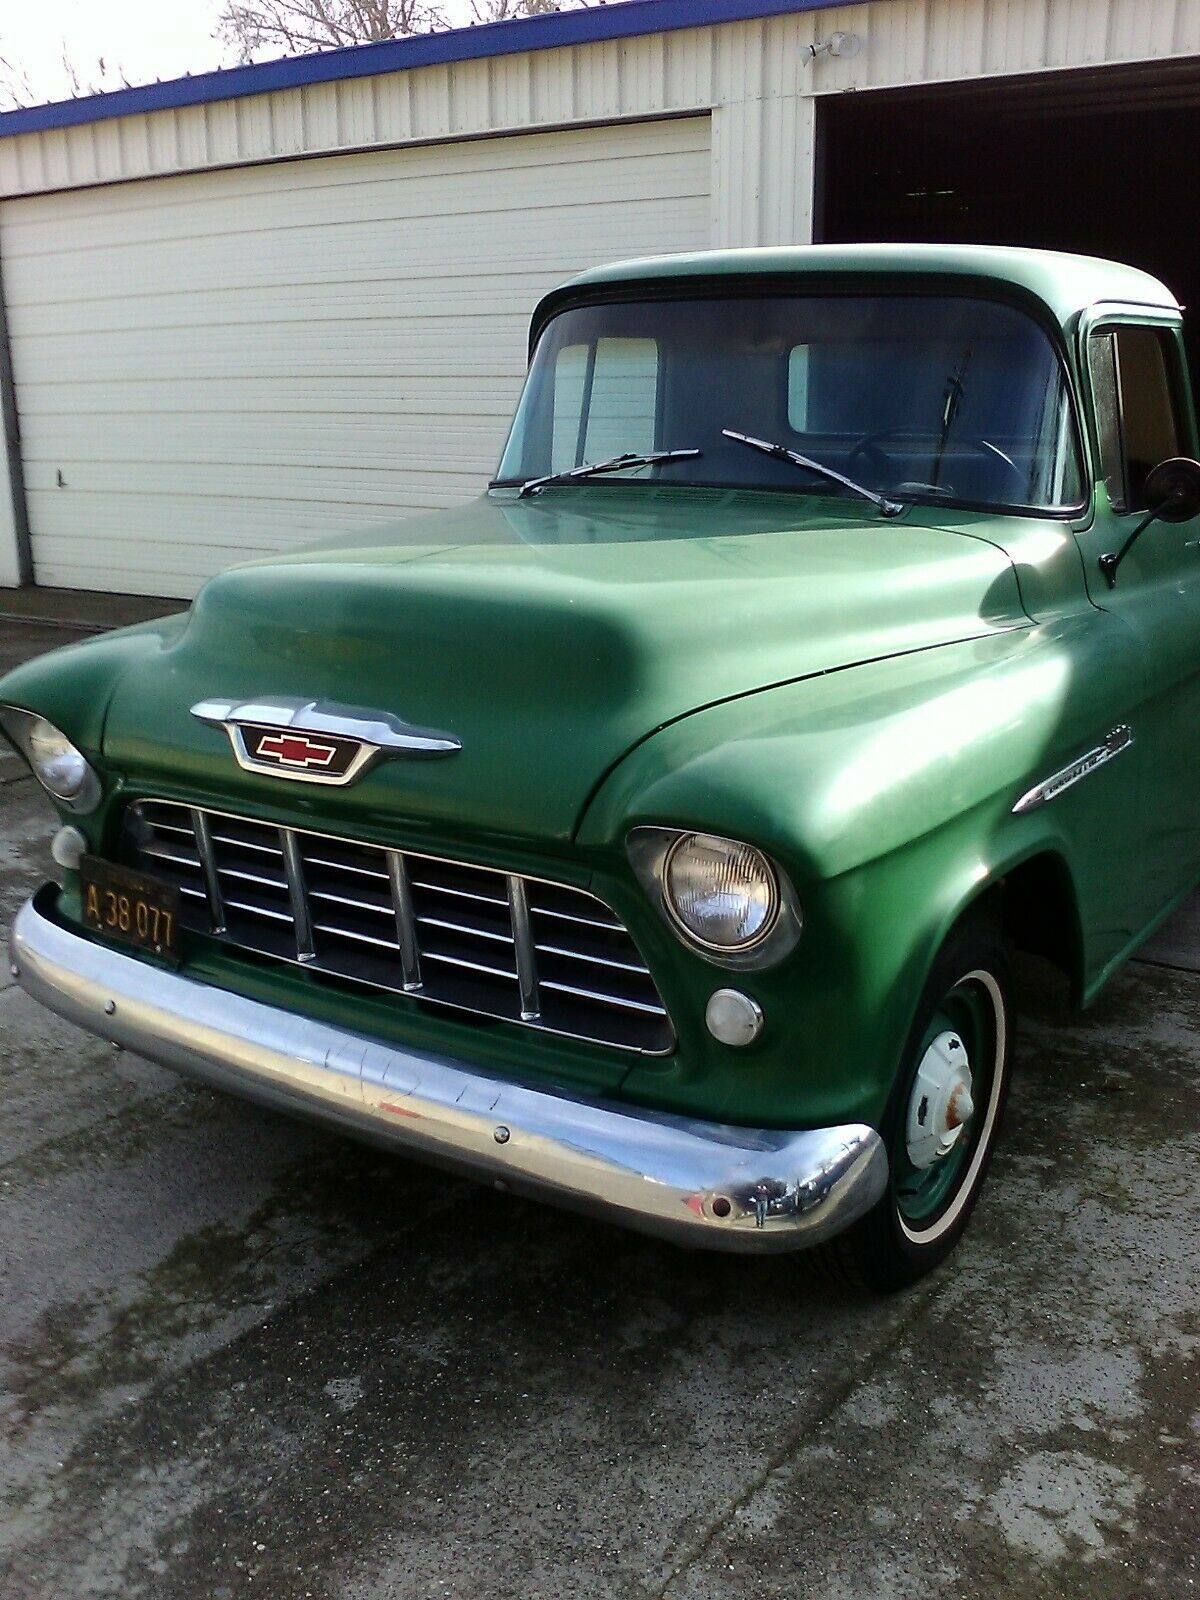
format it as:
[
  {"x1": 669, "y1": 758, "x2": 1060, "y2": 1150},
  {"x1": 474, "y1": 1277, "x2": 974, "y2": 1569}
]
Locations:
[
  {"x1": 218, "y1": 0, "x2": 445, "y2": 61},
  {"x1": 0, "y1": 48, "x2": 36, "y2": 109},
  {"x1": 0, "y1": 38, "x2": 135, "y2": 108},
  {"x1": 57, "y1": 45, "x2": 135, "y2": 99},
  {"x1": 217, "y1": 0, "x2": 598, "y2": 64},
  {"x1": 470, "y1": 0, "x2": 577, "y2": 19}
]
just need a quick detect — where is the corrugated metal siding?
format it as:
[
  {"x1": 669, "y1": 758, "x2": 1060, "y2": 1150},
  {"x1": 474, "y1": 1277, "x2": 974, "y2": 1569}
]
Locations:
[
  {"x1": 1, "y1": 1, "x2": 1196, "y2": 201},
  {"x1": 0, "y1": 116, "x2": 710, "y2": 594},
  {"x1": 712, "y1": 93, "x2": 818, "y2": 246},
  {"x1": 0, "y1": 0, "x2": 1197, "y2": 591}
]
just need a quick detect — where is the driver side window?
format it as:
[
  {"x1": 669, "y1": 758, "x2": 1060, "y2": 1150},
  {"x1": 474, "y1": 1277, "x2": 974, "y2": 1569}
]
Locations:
[{"x1": 1090, "y1": 324, "x2": 1187, "y2": 512}]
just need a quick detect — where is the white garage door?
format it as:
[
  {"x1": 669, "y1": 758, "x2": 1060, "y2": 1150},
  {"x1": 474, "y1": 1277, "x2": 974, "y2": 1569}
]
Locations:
[{"x1": 0, "y1": 116, "x2": 711, "y2": 597}]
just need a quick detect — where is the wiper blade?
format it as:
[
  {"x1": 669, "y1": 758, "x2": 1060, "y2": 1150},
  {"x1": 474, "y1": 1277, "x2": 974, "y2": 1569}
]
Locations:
[
  {"x1": 514, "y1": 449, "x2": 701, "y2": 498},
  {"x1": 721, "y1": 429, "x2": 905, "y2": 518}
]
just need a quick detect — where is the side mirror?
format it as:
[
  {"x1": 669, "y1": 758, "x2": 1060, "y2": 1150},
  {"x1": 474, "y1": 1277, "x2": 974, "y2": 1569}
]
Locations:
[
  {"x1": 1100, "y1": 455, "x2": 1200, "y2": 586},
  {"x1": 1143, "y1": 456, "x2": 1200, "y2": 523}
]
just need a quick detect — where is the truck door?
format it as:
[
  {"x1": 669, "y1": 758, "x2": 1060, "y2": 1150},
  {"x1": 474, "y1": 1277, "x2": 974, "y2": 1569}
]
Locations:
[{"x1": 1074, "y1": 310, "x2": 1200, "y2": 921}]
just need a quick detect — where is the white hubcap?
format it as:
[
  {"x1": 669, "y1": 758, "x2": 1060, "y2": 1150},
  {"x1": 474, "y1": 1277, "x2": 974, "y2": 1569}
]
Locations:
[{"x1": 906, "y1": 1030, "x2": 975, "y2": 1170}]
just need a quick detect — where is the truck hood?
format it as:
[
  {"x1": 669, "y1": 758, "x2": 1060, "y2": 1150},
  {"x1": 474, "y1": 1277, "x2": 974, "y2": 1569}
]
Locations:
[{"x1": 103, "y1": 487, "x2": 1029, "y2": 845}]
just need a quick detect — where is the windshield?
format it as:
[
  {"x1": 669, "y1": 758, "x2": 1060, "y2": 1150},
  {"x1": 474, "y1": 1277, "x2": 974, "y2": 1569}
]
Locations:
[{"x1": 495, "y1": 293, "x2": 1083, "y2": 513}]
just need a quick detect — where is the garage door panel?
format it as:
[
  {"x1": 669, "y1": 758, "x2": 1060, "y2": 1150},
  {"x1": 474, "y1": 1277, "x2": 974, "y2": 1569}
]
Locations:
[
  {"x1": 4, "y1": 120, "x2": 710, "y2": 592},
  {"x1": 11, "y1": 338, "x2": 531, "y2": 386},
  {"x1": 11, "y1": 278, "x2": 555, "y2": 334},
  {"x1": 25, "y1": 458, "x2": 497, "y2": 503},
  {"x1": 27, "y1": 492, "x2": 432, "y2": 542},
  {"x1": 9, "y1": 280, "x2": 551, "y2": 338},
  {"x1": 29, "y1": 490, "x2": 476, "y2": 587},
  {"x1": 14, "y1": 375, "x2": 524, "y2": 418},
  {"x1": 1, "y1": 115, "x2": 710, "y2": 594},
  {"x1": 21, "y1": 415, "x2": 500, "y2": 466},
  {"x1": 4, "y1": 118, "x2": 713, "y2": 242},
  {"x1": 2, "y1": 196, "x2": 710, "y2": 308},
  {"x1": 4, "y1": 156, "x2": 710, "y2": 260},
  {"x1": 13, "y1": 318, "x2": 526, "y2": 367}
]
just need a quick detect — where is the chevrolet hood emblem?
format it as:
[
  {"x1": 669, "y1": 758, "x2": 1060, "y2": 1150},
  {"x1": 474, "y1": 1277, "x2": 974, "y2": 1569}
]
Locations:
[{"x1": 191, "y1": 696, "x2": 461, "y2": 786}]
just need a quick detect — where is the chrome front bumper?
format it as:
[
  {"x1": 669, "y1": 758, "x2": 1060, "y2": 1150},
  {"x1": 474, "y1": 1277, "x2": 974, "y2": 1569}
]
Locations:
[{"x1": 11, "y1": 891, "x2": 888, "y2": 1253}]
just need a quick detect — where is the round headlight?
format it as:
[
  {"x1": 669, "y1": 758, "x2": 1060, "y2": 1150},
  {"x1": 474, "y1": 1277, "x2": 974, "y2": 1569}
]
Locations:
[
  {"x1": 663, "y1": 832, "x2": 779, "y2": 951},
  {"x1": 26, "y1": 718, "x2": 91, "y2": 800}
]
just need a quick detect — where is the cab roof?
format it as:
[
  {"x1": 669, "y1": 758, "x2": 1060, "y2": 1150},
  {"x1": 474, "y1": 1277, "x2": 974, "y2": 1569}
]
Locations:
[{"x1": 539, "y1": 243, "x2": 1179, "y2": 335}]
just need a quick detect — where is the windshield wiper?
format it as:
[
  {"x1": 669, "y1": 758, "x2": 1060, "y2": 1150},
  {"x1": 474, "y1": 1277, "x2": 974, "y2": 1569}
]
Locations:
[
  {"x1": 932, "y1": 346, "x2": 973, "y2": 491},
  {"x1": 721, "y1": 429, "x2": 905, "y2": 518},
  {"x1": 514, "y1": 449, "x2": 701, "y2": 498}
]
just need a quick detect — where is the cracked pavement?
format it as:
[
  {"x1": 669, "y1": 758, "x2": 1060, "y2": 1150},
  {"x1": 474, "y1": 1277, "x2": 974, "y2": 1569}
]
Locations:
[{"x1": 0, "y1": 603, "x2": 1196, "y2": 1599}]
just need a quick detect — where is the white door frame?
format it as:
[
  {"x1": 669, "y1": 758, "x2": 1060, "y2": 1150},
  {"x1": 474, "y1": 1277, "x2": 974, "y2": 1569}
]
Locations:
[{"x1": 0, "y1": 243, "x2": 32, "y2": 587}]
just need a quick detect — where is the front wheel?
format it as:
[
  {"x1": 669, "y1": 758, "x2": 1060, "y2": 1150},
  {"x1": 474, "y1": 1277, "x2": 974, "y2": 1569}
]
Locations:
[{"x1": 823, "y1": 922, "x2": 1015, "y2": 1291}]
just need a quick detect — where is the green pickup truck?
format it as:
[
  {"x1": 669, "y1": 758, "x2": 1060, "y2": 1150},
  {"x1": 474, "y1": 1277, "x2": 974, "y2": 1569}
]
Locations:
[{"x1": 5, "y1": 244, "x2": 1199, "y2": 1290}]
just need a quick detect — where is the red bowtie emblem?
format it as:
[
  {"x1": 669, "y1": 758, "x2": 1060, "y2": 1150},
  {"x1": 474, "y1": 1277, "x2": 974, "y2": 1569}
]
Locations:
[{"x1": 253, "y1": 731, "x2": 339, "y2": 769}]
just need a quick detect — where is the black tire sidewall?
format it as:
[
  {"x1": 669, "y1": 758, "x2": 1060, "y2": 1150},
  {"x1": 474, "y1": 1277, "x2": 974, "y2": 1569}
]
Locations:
[{"x1": 853, "y1": 920, "x2": 1015, "y2": 1290}]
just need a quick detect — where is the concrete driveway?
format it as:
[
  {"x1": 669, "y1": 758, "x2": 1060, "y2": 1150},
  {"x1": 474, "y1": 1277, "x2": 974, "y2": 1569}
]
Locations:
[{"x1": 0, "y1": 597, "x2": 1196, "y2": 1600}]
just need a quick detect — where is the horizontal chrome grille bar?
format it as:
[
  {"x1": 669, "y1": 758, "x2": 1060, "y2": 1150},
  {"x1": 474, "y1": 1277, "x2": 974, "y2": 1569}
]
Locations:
[
  {"x1": 122, "y1": 800, "x2": 673, "y2": 1055},
  {"x1": 306, "y1": 853, "x2": 388, "y2": 881},
  {"x1": 217, "y1": 865, "x2": 288, "y2": 890},
  {"x1": 418, "y1": 915, "x2": 516, "y2": 946},
  {"x1": 141, "y1": 843, "x2": 202, "y2": 870},
  {"x1": 222, "y1": 897, "x2": 294, "y2": 923},
  {"x1": 410, "y1": 880, "x2": 509, "y2": 909},
  {"x1": 313, "y1": 921, "x2": 401, "y2": 952},
  {"x1": 535, "y1": 942, "x2": 648, "y2": 975},
  {"x1": 210, "y1": 833, "x2": 283, "y2": 857},
  {"x1": 539, "y1": 978, "x2": 669, "y2": 1017},
  {"x1": 527, "y1": 904, "x2": 623, "y2": 932},
  {"x1": 308, "y1": 887, "x2": 392, "y2": 914},
  {"x1": 420, "y1": 949, "x2": 521, "y2": 981}
]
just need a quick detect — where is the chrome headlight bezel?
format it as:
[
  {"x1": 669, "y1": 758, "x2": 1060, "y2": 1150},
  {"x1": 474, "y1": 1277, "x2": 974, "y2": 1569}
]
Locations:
[
  {"x1": 0, "y1": 706, "x2": 102, "y2": 813},
  {"x1": 626, "y1": 826, "x2": 803, "y2": 970},
  {"x1": 662, "y1": 832, "x2": 780, "y2": 952}
]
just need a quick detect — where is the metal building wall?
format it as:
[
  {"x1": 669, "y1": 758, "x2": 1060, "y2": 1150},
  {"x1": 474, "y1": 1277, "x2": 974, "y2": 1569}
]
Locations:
[
  {"x1": 1, "y1": 1, "x2": 1197, "y2": 226},
  {"x1": 0, "y1": 116, "x2": 711, "y2": 594},
  {"x1": 0, "y1": 0, "x2": 1196, "y2": 587}
]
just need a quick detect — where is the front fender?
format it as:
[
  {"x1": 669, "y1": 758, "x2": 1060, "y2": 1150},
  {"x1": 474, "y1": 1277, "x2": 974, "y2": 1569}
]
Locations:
[
  {"x1": 583, "y1": 623, "x2": 1125, "y2": 879},
  {"x1": 581, "y1": 619, "x2": 1140, "y2": 1128},
  {"x1": 0, "y1": 614, "x2": 190, "y2": 754},
  {"x1": 0, "y1": 614, "x2": 190, "y2": 842}
]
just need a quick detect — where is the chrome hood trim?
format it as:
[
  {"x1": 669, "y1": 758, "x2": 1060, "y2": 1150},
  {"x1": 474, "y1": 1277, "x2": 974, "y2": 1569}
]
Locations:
[
  {"x1": 190, "y1": 696, "x2": 461, "y2": 755},
  {"x1": 12, "y1": 890, "x2": 887, "y2": 1254},
  {"x1": 191, "y1": 696, "x2": 461, "y2": 786}
]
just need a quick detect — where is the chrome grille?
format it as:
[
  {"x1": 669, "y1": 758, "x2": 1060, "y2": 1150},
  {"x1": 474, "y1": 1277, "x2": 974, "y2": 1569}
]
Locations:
[{"x1": 123, "y1": 799, "x2": 673, "y2": 1054}]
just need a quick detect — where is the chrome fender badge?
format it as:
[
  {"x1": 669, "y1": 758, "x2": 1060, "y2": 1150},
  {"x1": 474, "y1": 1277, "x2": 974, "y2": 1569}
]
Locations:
[
  {"x1": 1012, "y1": 724, "x2": 1134, "y2": 815},
  {"x1": 191, "y1": 696, "x2": 461, "y2": 786}
]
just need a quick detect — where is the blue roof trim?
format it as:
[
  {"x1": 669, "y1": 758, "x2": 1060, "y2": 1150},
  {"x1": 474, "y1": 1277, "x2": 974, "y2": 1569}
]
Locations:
[{"x1": 0, "y1": 0, "x2": 865, "y2": 139}]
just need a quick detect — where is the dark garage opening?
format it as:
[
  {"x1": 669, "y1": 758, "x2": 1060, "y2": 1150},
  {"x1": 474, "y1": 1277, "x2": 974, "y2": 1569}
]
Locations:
[{"x1": 818, "y1": 61, "x2": 1200, "y2": 387}]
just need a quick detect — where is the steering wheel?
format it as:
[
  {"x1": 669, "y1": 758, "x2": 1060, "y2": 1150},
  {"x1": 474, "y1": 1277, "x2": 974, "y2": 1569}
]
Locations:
[
  {"x1": 846, "y1": 429, "x2": 1028, "y2": 499},
  {"x1": 845, "y1": 429, "x2": 906, "y2": 484}
]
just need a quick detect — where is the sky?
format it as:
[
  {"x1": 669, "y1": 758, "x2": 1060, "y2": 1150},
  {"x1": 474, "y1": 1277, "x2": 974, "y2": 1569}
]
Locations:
[
  {"x1": 0, "y1": 0, "x2": 504, "y2": 110},
  {"x1": 0, "y1": 1, "x2": 228, "y2": 107}
]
